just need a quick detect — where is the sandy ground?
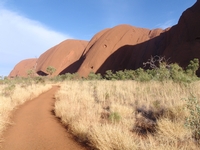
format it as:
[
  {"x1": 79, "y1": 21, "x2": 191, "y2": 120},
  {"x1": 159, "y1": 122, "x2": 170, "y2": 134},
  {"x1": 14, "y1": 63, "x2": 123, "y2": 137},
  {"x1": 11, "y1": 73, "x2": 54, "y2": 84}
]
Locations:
[{"x1": 0, "y1": 86, "x2": 87, "y2": 150}]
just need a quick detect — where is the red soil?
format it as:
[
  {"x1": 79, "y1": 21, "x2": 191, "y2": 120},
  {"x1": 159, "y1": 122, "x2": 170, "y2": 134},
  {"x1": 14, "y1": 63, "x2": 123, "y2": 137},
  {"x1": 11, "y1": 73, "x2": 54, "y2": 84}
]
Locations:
[{"x1": 0, "y1": 86, "x2": 88, "y2": 150}]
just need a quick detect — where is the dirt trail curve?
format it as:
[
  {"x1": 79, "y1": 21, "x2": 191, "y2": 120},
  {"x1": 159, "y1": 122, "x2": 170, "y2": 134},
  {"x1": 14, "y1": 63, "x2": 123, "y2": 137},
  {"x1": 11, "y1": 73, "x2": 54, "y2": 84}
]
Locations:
[{"x1": 0, "y1": 86, "x2": 87, "y2": 150}]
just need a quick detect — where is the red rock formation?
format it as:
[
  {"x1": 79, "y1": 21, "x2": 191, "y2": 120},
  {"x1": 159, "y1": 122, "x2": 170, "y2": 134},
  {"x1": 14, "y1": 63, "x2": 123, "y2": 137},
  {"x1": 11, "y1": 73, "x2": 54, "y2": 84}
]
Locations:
[
  {"x1": 77, "y1": 25, "x2": 165, "y2": 77},
  {"x1": 82, "y1": 28, "x2": 110, "y2": 56},
  {"x1": 9, "y1": 58, "x2": 37, "y2": 78},
  {"x1": 36, "y1": 39, "x2": 88, "y2": 76},
  {"x1": 77, "y1": 0, "x2": 200, "y2": 77},
  {"x1": 9, "y1": 1, "x2": 200, "y2": 77},
  {"x1": 163, "y1": 0, "x2": 200, "y2": 75}
]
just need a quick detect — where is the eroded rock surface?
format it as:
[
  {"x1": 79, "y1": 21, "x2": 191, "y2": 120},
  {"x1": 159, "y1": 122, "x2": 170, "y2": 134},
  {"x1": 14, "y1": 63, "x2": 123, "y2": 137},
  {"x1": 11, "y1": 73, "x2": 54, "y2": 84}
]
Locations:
[
  {"x1": 36, "y1": 39, "x2": 88, "y2": 76},
  {"x1": 9, "y1": 59, "x2": 37, "y2": 77},
  {"x1": 9, "y1": 1, "x2": 200, "y2": 77}
]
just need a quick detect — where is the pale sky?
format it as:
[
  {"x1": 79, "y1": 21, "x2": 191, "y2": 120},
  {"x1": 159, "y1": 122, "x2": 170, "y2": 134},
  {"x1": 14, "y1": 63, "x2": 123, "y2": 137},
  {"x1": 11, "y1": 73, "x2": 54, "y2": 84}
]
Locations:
[{"x1": 0, "y1": 0, "x2": 196, "y2": 76}]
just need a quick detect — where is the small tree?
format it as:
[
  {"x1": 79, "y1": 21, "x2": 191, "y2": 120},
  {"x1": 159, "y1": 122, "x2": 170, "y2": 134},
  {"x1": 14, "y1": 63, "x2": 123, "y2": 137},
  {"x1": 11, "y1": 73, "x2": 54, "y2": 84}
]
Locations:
[
  {"x1": 46, "y1": 66, "x2": 56, "y2": 76},
  {"x1": 186, "y1": 58, "x2": 199, "y2": 77},
  {"x1": 27, "y1": 69, "x2": 35, "y2": 77},
  {"x1": 143, "y1": 55, "x2": 170, "y2": 70}
]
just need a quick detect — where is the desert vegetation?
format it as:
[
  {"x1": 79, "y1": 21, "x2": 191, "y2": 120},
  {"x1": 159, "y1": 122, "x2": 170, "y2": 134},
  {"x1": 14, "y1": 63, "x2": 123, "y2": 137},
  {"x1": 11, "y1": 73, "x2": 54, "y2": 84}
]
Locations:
[
  {"x1": 1, "y1": 57, "x2": 200, "y2": 149},
  {"x1": 53, "y1": 58, "x2": 200, "y2": 149},
  {"x1": 46, "y1": 66, "x2": 56, "y2": 76},
  {"x1": 50, "y1": 58, "x2": 199, "y2": 83},
  {"x1": 54, "y1": 80, "x2": 200, "y2": 149},
  {"x1": 0, "y1": 77, "x2": 52, "y2": 142}
]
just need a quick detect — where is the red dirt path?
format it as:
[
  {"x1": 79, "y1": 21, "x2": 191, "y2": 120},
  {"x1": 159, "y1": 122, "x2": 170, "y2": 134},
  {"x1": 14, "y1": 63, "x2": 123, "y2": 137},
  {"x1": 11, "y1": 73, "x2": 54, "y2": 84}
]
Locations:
[{"x1": 0, "y1": 86, "x2": 87, "y2": 150}]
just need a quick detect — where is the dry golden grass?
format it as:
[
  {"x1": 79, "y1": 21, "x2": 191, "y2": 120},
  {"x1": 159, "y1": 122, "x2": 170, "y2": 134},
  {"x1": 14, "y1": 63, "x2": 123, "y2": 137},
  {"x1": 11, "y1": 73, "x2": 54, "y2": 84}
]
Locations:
[
  {"x1": 54, "y1": 80, "x2": 200, "y2": 150},
  {"x1": 0, "y1": 83, "x2": 52, "y2": 141}
]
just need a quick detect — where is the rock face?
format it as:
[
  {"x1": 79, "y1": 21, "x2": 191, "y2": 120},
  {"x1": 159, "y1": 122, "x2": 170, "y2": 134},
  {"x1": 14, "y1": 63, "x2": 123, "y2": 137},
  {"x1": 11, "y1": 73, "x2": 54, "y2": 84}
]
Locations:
[
  {"x1": 9, "y1": 58, "x2": 37, "y2": 77},
  {"x1": 77, "y1": 0, "x2": 200, "y2": 77},
  {"x1": 77, "y1": 25, "x2": 165, "y2": 77},
  {"x1": 163, "y1": 0, "x2": 200, "y2": 75},
  {"x1": 9, "y1": 1, "x2": 200, "y2": 77},
  {"x1": 36, "y1": 39, "x2": 88, "y2": 76}
]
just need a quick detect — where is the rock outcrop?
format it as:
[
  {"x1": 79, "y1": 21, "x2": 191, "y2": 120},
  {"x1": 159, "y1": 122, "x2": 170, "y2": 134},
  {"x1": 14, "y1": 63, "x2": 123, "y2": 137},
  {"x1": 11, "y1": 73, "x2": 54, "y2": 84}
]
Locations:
[
  {"x1": 163, "y1": 0, "x2": 200, "y2": 75},
  {"x1": 77, "y1": 0, "x2": 200, "y2": 77},
  {"x1": 9, "y1": 1, "x2": 200, "y2": 77},
  {"x1": 36, "y1": 39, "x2": 88, "y2": 76},
  {"x1": 77, "y1": 25, "x2": 164, "y2": 77},
  {"x1": 9, "y1": 58, "x2": 37, "y2": 77}
]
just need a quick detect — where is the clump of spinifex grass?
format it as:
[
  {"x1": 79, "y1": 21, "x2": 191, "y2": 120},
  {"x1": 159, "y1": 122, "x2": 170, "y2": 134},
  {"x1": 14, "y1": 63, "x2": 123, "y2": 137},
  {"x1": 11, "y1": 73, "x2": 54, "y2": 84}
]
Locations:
[
  {"x1": 54, "y1": 80, "x2": 200, "y2": 149},
  {"x1": 133, "y1": 105, "x2": 165, "y2": 135},
  {"x1": 0, "y1": 82, "x2": 51, "y2": 142}
]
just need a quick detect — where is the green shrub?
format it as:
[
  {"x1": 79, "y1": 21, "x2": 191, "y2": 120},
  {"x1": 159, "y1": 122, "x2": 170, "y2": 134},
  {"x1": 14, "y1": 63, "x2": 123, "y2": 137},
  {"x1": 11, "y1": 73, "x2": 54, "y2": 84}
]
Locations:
[
  {"x1": 141, "y1": 57, "x2": 199, "y2": 82},
  {"x1": 123, "y1": 69, "x2": 135, "y2": 80},
  {"x1": 186, "y1": 58, "x2": 199, "y2": 77},
  {"x1": 169, "y1": 63, "x2": 188, "y2": 82},
  {"x1": 104, "y1": 70, "x2": 135, "y2": 80},
  {"x1": 134, "y1": 68, "x2": 152, "y2": 82},
  {"x1": 34, "y1": 76, "x2": 45, "y2": 84},
  {"x1": 59, "y1": 73, "x2": 80, "y2": 80},
  {"x1": 184, "y1": 95, "x2": 200, "y2": 143},
  {"x1": 87, "y1": 72, "x2": 102, "y2": 80},
  {"x1": 2, "y1": 84, "x2": 15, "y2": 97},
  {"x1": 46, "y1": 66, "x2": 56, "y2": 76},
  {"x1": 27, "y1": 69, "x2": 35, "y2": 77},
  {"x1": 104, "y1": 70, "x2": 117, "y2": 80},
  {"x1": 60, "y1": 73, "x2": 74, "y2": 80}
]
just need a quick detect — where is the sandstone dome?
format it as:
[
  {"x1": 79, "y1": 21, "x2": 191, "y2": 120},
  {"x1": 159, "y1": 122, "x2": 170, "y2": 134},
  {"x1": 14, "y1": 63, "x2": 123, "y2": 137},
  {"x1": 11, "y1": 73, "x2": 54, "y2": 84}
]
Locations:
[
  {"x1": 77, "y1": 1, "x2": 200, "y2": 77},
  {"x1": 8, "y1": 1, "x2": 200, "y2": 77},
  {"x1": 77, "y1": 24, "x2": 164, "y2": 77},
  {"x1": 36, "y1": 39, "x2": 88, "y2": 76},
  {"x1": 9, "y1": 58, "x2": 37, "y2": 78}
]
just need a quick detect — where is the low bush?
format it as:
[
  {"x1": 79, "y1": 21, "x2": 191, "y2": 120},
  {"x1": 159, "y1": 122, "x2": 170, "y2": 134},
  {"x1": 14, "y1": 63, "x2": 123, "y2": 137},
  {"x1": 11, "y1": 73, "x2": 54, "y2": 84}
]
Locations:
[
  {"x1": 184, "y1": 95, "x2": 200, "y2": 143},
  {"x1": 102, "y1": 57, "x2": 199, "y2": 82},
  {"x1": 86, "y1": 72, "x2": 102, "y2": 80},
  {"x1": 33, "y1": 76, "x2": 45, "y2": 84}
]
